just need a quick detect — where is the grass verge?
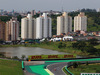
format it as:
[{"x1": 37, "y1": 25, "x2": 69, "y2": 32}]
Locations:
[
  {"x1": 67, "y1": 63, "x2": 100, "y2": 75},
  {"x1": 0, "y1": 59, "x2": 23, "y2": 75}
]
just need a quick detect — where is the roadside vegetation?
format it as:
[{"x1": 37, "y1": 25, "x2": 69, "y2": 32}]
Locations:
[
  {"x1": 0, "y1": 59, "x2": 23, "y2": 75},
  {"x1": 71, "y1": 39, "x2": 100, "y2": 56},
  {"x1": 64, "y1": 62, "x2": 100, "y2": 75}
]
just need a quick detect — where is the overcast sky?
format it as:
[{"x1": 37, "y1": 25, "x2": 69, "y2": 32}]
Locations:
[{"x1": 0, "y1": 0, "x2": 100, "y2": 11}]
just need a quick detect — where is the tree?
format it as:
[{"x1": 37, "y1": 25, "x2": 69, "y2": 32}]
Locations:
[
  {"x1": 84, "y1": 44, "x2": 97, "y2": 54},
  {"x1": 88, "y1": 38, "x2": 98, "y2": 46},
  {"x1": 0, "y1": 39, "x2": 4, "y2": 44},
  {"x1": 72, "y1": 41, "x2": 86, "y2": 51},
  {"x1": 0, "y1": 16, "x2": 12, "y2": 22},
  {"x1": 17, "y1": 15, "x2": 22, "y2": 22},
  {"x1": 86, "y1": 61, "x2": 89, "y2": 65},
  {"x1": 21, "y1": 55, "x2": 26, "y2": 60},
  {"x1": 58, "y1": 42, "x2": 66, "y2": 49},
  {"x1": 77, "y1": 62, "x2": 81, "y2": 66},
  {"x1": 13, "y1": 56, "x2": 19, "y2": 59},
  {"x1": 0, "y1": 53, "x2": 4, "y2": 57},
  {"x1": 73, "y1": 62, "x2": 78, "y2": 68}
]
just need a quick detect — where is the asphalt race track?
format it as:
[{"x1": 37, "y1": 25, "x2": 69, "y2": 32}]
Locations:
[
  {"x1": 23, "y1": 58, "x2": 100, "y2": 75},
  {"x1": 47, "y1": 60, "x2": 100, "y2": 75},
  {"x1": 47, "y1": 62, "x2": 68, "y2": 75}
]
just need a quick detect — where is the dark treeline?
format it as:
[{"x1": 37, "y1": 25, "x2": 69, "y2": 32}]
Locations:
[{"x1": 72, "y1": 38, "x2": 100, "y2": 56}]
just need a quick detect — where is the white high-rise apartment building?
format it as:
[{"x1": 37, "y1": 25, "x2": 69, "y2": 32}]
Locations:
[
  {"x1": 57, "y1": 12, "x2": 72, "y2": 35},
  {"x1": 5, "y1": 17, "x2": 19, "y2": 41},
  {"x1": 36, "y1": 13, "x2": 52, "y2": 39},
  {"x1": 21, "y1": 14, "x2": 36, "y2": 40},
  {"x1": 74, "y1": 12, "x2": 87, "y2": 32}
]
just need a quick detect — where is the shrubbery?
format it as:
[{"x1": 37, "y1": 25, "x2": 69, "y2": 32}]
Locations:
[
  {"x1": 72, "y1": 41, "x2": 86, "y2": 51},
  {"x1": 58, "y1": 42, "x2": 66, "y2": 49},
  {"x1": 72, "y1": 39, "x2": 99, "y2": 54},
  {"x1": 0, "y1": 53, "x2": 4, "y2": 57},
  {"x1": 88, "y1": 38, "x2": 99, "y2": 46},
  {"x1": 73, "y1": 62, "x2": 78, "y2": 68},
  {"x1": 86, "y1": 62, "x2": 89, "y2": 65}
]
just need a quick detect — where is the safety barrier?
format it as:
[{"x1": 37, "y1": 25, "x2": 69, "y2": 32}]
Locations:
[
  {"x1": 22, "y1": 61, "x2": 24, "y2": 70},
  {"x1": 65, "y1": 66, "x2": 74, "y2": 75}
]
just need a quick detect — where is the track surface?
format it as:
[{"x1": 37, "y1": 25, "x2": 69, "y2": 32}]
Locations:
[
  {"x1": 24, "y1": 58, "x2": 100, "y2": 75},
  {"x1": 47, "y1": 60, "x2": 100, "y2": 75},
  {"x1": 47, "y1": 62, "x2": 68, "y2": 75}
]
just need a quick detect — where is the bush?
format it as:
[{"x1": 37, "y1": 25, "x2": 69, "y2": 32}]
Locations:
[
  {"x1": 88, "y1": 38, "x2": 99, "y2": 46},
  {"x1": 58, "y1": 42, "x2": 66, "y2": 49},
  {"x1": 72, "y1": 41, "x2": 98, "y2": 54},
  {"x1": 0, "y1": 53, "x2": 4, "y2": 57},
  {"x1": 0, "y1": 39, "x2": 4, "y2": 44},
  {"x1": 86, "y1": 62, "x2": 89, "y2": 65},
  {"x1": 84, "y1": 45, "x2": 97, "y2": 54},
  {"x1": 96, "y1": 69, "x2": 100, "y2": 73},
  {"x1": 73, "y1": 62, "x2": 78, "y2": 68},
  {"x1": 13, "y1": 56, "x2": 19, "y2": 59},
  {"x1": 21, "y1": 55, "x2": 26, "y2": 60},
  {"x1": 72, "y1": 41, "x2": 86, "y2": 50},
  {"x1": 95, "y1": 49, "x2": 100, "y2": 56},
  {"x1": 77, "y1": 62, "x2": 81, "y2": 66}
]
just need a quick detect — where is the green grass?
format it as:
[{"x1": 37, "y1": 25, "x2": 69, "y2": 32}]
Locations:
[
  {"x1": 67, "y1": 63, "x2": 100, "y2": 75},
  {"x1": 0, "y1": 59, "x2": 23, "y2": 75},
  {"x1": 94, "y1": 44, "x2": 100, "y2": 49}
]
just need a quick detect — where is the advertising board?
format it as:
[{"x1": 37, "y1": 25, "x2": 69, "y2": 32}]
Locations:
[{"x1": 28, "y1": 54, "x2": 76, "y2": 60}]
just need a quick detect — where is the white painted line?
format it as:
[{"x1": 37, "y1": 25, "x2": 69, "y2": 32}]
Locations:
[
  {"x1": 62, "y1": 66, "x2": 67, "y2": 75},
  {"x1": 45, "y1": 69, "x2": 54, "y2": 75}
]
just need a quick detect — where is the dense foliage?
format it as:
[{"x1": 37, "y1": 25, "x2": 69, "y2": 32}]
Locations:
[
  {"x1": 58, "y1": 42, "x2": 66, "y2": 49},
  {"x1": 68, "y1": 63, "x2": 100, "y2": 75},
  {"x1": 0, "y1": 16, "x2": 12, "y2": 22},
  {"x1": 73, "y1": 62, "x2": 78, "y2": 68},
  {"x1": 72, "y1": 39, "x2": 99, "y2": 55}
]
